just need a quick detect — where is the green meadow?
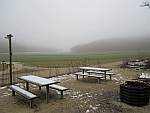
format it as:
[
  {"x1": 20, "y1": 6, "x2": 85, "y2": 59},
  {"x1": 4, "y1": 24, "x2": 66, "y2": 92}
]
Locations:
[{"x1": 0, "y1": 52, "x2": 150, "y2": 67}]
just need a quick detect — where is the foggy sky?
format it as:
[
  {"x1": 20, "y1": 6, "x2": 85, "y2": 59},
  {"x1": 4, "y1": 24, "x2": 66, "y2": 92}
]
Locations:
[{"x1": 0, "y1": 0, "x2": 150, "y2": 52}]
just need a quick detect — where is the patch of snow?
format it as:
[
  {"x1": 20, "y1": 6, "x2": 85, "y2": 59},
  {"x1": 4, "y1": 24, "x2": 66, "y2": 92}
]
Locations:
[
  {"x1": 71, "y1": 95, "x2": 78, "y2": 99},
  {"x1": 87, "y1": 95, "x2": 92, "y2": 98},
  {"x1": 2, "y1": 92, "x2": 11, "y2": 97},
  {"x1": 92, "y1": 107, "x2": 98, "y2": 110},
  {"x1": 0, "y1": 86, "x2": 7, "y2": 90},
  {"x1": 84, "y1": 101, "x2": 87, "y2": 104},
  {"x1": 89, "y1": 105, "x2": 93, "y2": 108},
  {"x1": 100, "y1": 93, "x2": 103, "y2": 96},
  {"x1": 95, "y1": 94, "x2": 97, "y2": 96},
  {"x1": 96, "y1": 104, "x2": 101, "y2": 107},
  {"x1": 49, "y1": 74, "x2": 74, "y2": 81},
  {"x1": 78, "y1": 94, "x2": 83, "y2": 98},
  {"x1": 113, "y1": 78, "x2": 119, "y2": 81},
  {"x1": 85, "y1": 110, "x2": 90, "y2": 113}
]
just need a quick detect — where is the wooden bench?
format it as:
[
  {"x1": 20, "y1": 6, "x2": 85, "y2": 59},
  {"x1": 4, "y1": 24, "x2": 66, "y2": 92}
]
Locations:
[
  {"x1": 74, "y1": 72, "x2": 104, "y2": 83},
  {"x1": 87, "y1": 74, "x2": 104, "y2": 83},
  {"x1": 87, "y1": 70, "x2": 114, "y2": 80},
  {"x1": 87, "y1": 70, "x2": 104, "y2": 74},
  {"x1": 9, "y1": 85, "x2": 38, "y2": 108},
  {"x1": 49, "y1": 84, "x2": 69, "y2": 99},
  {"x1": 105, "y1": 72, "x2": 115, "y2": 80},
  {"x1": 74, "y1": 72, "x2": 89, "y2": 80}
]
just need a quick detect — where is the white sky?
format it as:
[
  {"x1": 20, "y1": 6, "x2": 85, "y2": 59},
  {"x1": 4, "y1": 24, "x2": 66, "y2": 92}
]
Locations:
[{"x1": 0, "y1": 0, "x2": 150, "y2": 51}]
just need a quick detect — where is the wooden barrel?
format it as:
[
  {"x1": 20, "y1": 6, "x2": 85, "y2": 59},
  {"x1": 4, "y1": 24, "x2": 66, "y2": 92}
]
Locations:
[{"x1": 120, "y1": 81, "x2": 150, "y2": 106}]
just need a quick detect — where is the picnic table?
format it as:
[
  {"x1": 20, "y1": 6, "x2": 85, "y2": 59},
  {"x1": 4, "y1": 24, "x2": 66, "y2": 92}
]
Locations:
[
  {"x1": 18, "y1": 75, "x2": 58, "y2": 103},
  {"x1": 138, "y1": 73, "x2": 150, "y2": 82},
  {"x1": 79, "y1": 67, "x2": 112, "y2": 80}
]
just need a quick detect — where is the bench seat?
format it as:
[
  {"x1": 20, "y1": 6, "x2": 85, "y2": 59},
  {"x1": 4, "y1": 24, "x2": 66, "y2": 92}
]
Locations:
[
  {"x1": 74, "y1": 72, "x2": 104, "y2": 83},
  {"x1": 74, "y1": 72, "x2": 89, "y2": 80},
  {"x1": 74, "y1": 72, "x2": 89, "y2": 76},
  {"x1": 49, "y1": 84, "x2": 69, "y2": 99},
  {"x1": 87, "y1": 70, "x2": 114, "y2": 80},
  {"x1": 88, "y1": 74, "x2": 104, "y2": 78},
  {"x1": 87, "y1": 70, "x2": 104, "y2": 74},
  {"x1": 9, "y1": 85, "x2": 38, "y2": 108},
  {"x1": 87, "y1": 70, "x2": 114, "y2": 75}
]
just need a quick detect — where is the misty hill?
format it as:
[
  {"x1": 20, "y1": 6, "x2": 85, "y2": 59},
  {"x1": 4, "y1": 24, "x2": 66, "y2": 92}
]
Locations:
[
  {"x1": 0, "y1": 40, "x2": 60, "y2": 53},
  {"x1": 71, "y1": 37, "x2": 150, "y2": 53}
]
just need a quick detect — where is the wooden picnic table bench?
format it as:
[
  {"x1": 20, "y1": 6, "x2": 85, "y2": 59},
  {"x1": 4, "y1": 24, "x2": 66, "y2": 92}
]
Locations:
[
  {"x1": 49, "y1": 84, "x2": 69, "y2": 99},
  {"x1": 9, "y1": 85, "x2": 38, "y2": 108},
  {"x1": 74, "y1": 72, "x2": 104, "y2": 83},
  {"x1": 74, "y1": 72, "x2": 89, "y2": 80},
  {"x1": 18, "y1": 75, "x2": 58, "y2": 103},
  {"x1": 87, "y1": 70, "x2": 115, "y2": 80},
  {"x1": 79, "y1": 67, "x2": 112, "y2": 80}
]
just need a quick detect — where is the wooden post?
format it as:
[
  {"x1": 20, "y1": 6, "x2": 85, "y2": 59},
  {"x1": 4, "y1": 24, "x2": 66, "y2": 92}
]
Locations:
[
  {"x1": 82, "y1": 69, "x2": 84, "y2": 74},
  {"x1": 104, "y1": 71, "x2": 106, "y2": 80},
  {"x1": 46, "y1": 85, "x2": 49, "y2": 103},
  {"x1": 98, "y1": 78, "x2": 100, "y2": 84},
  {"x1": 26, "y1": 82, "x2": 29, "y2": 91},
  {"x1": 83, "y1": 75, "x2": 85, "y2": 79},
  {"x1": 2, "y1": 61, "x2": 5, "y2": 85},
  {"x1": 29, "y1": 100, "x2": 32, "y2": 108},
  {"x1": 9, "y1": 37, "x2": 12, "y2": 85},
  {"x1": 60, "y1": 91, "x2": 63, "y2": 99},
  {"x1": 110, "y1": 75, "x2": 112, "y2": 80},
  {"x1": 76, "y1": 75, "x2": 78, "y2": 80},
  {"x1": 12, "y1": 90, "x2": 15, "y2": 96},
  {"x1": 39, "y1": 86, "x2": 41, "y2": 90},
  {"x1": 5, "y1": 34, "x2": 13, "y2": 85}
]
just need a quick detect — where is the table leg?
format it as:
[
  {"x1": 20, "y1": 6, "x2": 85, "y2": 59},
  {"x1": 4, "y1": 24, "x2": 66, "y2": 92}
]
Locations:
[
  {"x1": 60, "y1": 91, "x2": 63, "y2": 99},
  {"x1": 83, "y1": 75, "x2": 85, "y2": 79},
  {"x1": 29, "y1": 100, "x2": 32, "y2": 108},
  {"x1": 82, "y1": 69, "x2": 84, "y2": 74},
  {"x1": 76, "y1": 75, "x2": 78, "y2": 80},
  {"x1": 46, "y1": 85, "x2": 49, "y2": 103},
  {"x1": 26, "y1": 82, "x2": 29, "y2": 91},
  {"x1": 104, "y1": 71, "x2": 106, "y2": 80},
  {"x1": 39, "y1": 86, "x2": 41, "y2": 90},
  {"x1": 98, "y1": 78, "x2": 100, "y2": 84},
  {"x1": 110, "y1": 75, "x2": 112, "y2": 80},
  {"x1": 12, "y1": 90, "x2": 15, "y2": 96}
]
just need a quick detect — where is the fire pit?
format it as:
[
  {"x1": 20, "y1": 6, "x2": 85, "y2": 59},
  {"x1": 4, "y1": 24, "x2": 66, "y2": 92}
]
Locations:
[{"x1": 120, "y1": 81, "x2": 150, "y2": 106}]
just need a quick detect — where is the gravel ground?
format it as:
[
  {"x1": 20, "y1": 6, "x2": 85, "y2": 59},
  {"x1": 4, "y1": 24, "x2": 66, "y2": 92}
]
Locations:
[{"x1": 0, "y1": 62, "x2": 150, "y2": 113}]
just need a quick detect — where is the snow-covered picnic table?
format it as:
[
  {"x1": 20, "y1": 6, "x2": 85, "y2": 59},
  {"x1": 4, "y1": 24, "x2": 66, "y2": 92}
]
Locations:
[
  {"x1": 79, "y1": 67, "x2": 112, "y2": 80},
  {"x1": 139, "y1": 73, "x2": 150, "y2": 79},
  {"x1": 138, "y1": 73, "x2": 150, "y2": 82},
  {"x1": 18, "y1": 75, "x2": 58, "y2": 103}
]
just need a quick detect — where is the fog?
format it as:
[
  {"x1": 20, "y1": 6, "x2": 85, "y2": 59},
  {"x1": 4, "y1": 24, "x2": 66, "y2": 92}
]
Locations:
[{"x1": 0, "y1": 0, "x2": 150, "y2": 52}]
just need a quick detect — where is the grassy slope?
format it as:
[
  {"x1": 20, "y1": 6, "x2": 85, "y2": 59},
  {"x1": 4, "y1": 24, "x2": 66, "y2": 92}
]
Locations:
[{"x1": 0, "y1": 52, "x2": 150, "y2": 67}]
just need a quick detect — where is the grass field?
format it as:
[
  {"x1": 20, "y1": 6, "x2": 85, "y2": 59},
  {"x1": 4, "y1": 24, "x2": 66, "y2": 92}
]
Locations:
[{"x1": 0, "y1": 52, "x2": 150, "y2": 67}]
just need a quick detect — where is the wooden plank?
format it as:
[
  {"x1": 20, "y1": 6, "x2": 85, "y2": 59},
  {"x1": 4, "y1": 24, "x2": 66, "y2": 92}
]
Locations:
[{"x1": 9, "y1": 85, "x2": 37, "y2": 99}]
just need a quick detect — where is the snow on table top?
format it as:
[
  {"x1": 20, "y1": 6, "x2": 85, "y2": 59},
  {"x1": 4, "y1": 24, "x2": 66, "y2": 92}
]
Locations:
[
  {"x1": 19, "y1": 75, "x2": 57, "y2": 86},
  {"x1": 80, "y1": 67, "x2": 111, "y2": 71},
  {"x1": 10, "y1": 85, "x2": 37, "y2": 98}
]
